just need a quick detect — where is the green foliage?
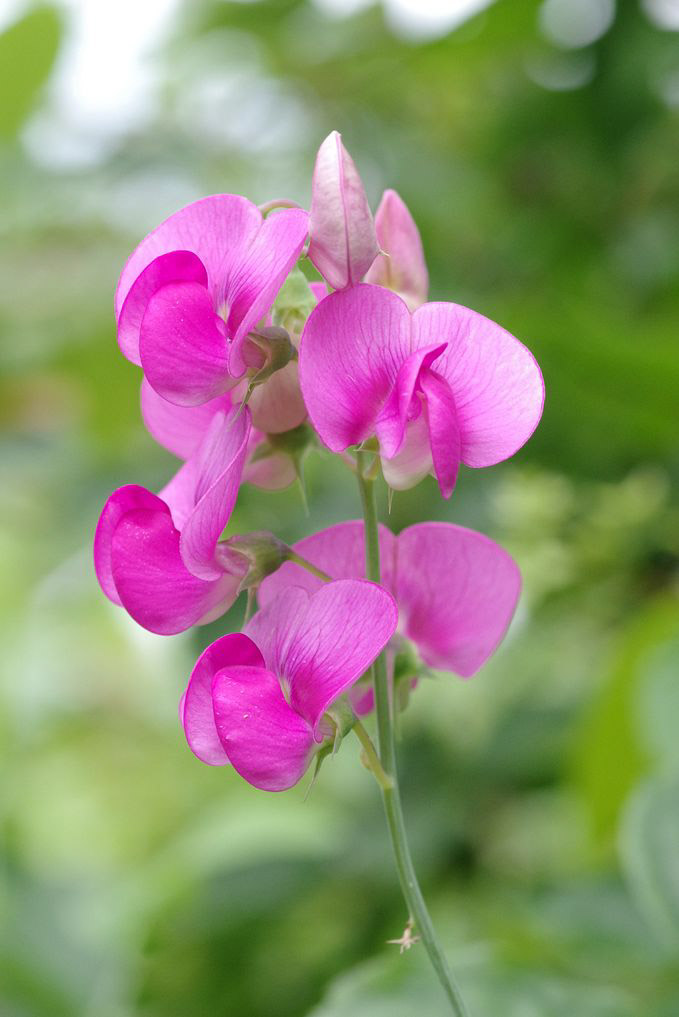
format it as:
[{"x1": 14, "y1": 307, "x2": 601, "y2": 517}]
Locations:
[
  {"x1": 1, "y1": 0, "x2": 679, "y2": 1014},
  {"x1": 620, "y1": 775, "x2": 679, "y2": 951},
  {"x1": 571, "y1": 597, "x2": 679, "y2": 846},
  {"x1": 0, "y1": 5, "x2": 61, "y2": 140}
]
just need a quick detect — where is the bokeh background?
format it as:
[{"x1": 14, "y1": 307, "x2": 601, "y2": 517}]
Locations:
[{"x1": 1, "y1": 0, "x2": 679, "y2": 1014}]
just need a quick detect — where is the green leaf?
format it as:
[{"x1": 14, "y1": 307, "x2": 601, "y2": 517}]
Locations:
[
  {"x1": 0, "y1": 5, "x2": 62, "y2": 140},
  {"x1": 307, "y1": 947, "x2": 637, "y2": 1017},
  {"x1": 570, "y1": 596, "x2": 679, "y2": 845},
  {"x1": 619, "y1": 775, "x2": 679, "y2": 950},
  {"x1": 637, "y1": 638, "x2": 679, "y2": 769}
]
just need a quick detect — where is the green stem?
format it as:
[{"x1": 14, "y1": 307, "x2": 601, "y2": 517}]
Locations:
[
  {"x1": 356, "y1": 451, "x2": 470, "y2": 1017},
  {"x1": 258, "y1": 197, "x2": 302, "y2": 215},
  {"x1": 288, "y1": 551, "x2": 332, "y2": 583},
  {"x1": 353, "y1": 719, "x2": 393, "y2": 792}
]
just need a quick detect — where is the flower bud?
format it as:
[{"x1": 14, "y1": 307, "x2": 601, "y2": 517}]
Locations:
[
  {"x1": 243, "y1": 326, "x2": 296, "y2": 387},
  {"x1": 246, "y1": 423, "x2": 315, "y2": 500},
  {"x1": 216, "y1": 531, "x2": 291, "y2": 592},
  {"x1": 308, "y1": 131, "x2": 379, "y2": 290},
  {"x1": 364, "y1": 189, "x2": 429, "y2": 311},
  {"x1": 272, "y1": 267, "x2": 318, "y2": 340}
]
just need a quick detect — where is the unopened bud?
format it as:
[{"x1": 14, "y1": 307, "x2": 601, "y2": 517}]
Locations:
[
  {"x1": 244, "y1": 326, "x2": 296, "y2": 389},
  {"x1": 308, "y1": 131, "x2": 379, "y2": 290},
  {"x1": 272, "y1": 267, "x2": 318, "y2": 339},
  {"x1": 216, "y1": 531, "x2": 291, "y2": 592},
  {"x1": 364, "y1": 189, "x2": 429, "y2": 311}
]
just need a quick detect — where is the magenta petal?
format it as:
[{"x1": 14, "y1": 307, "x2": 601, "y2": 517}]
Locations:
[
  {"x1": 140, "y1": 281, "x2": 232, "y2": 407},
  {"x1": 212, "y1": 665, "x2": 314, "y2": 791},
  {"x1": 364, "y1": 189, "x2": 429, "y2": 311},
  {"x1": 182, "y1": 634, "x2": 264, "y2": 766},
  {"x1": 118, "y1": 251, "x2": 208, "y2": 366},
  {"x1": 300, "y1": 284, "x2": 411, "y2": 452},
  {"x1": 413, "y1": 303, "x2": 545, "y2": 468},
  {"x1": 396, "y1": 523, "x2": 521, "y2": 677},
  {"x1": 258, "y1": 521, "x2": 397, "y2": 605},
  {"x1": 115, "y1": 194, "x2": 262, "y2": 317},
  {"x1": 110, "y1": 506, "x2": 241, "y2": 635},
  {"x1": 307, "y1": 131, "x2": 379, "y2": 290},
  {"x1": 252, "y1": 580, "x2": 398, "y2": 735},
  {"x1": 141, "y1": 378, "x2": 232, "y2": 460},
  {"x1": 375, "y1": 343, "x2": 447, "y2": 458},
  {"x1": 308, "y1": 281, "x2": 328, "y2": 304},
  {"x1": 179, "y1": 406, "x2": 250, "y2": 580},
  {"x1": 94, "y1": 485, "x2": 164, "y2": 604},
  {"x1": 420, "y1": 370, "x2": 461, "y2": 499},
  {"x1": 226, "y1": 208, "x2": 309, "y2": 376}
]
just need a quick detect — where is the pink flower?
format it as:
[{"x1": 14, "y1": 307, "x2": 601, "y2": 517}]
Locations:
[
  {"x1": 299, "y1": 285, "x2": 544, "y2": 498},
  {"x1": 180, "y1": 580, "x2": 398, "y2": 790},
  {"x1": 94, "y1": 406, "x2": 250, "y2": 634},
  {"x1": 364, "y1": 189, "x2": 429, "y2": 311},
  {"x1": 258, "y1": 520, "x2": 521, "y2": 680},
  {"x1": 140, "y1": 379, "x2": 299, "y2": 491},
  {"x1": 115, "y1": 195, "x2": 309, "y2": 405},
  {"x1": 307, "y1": 131, "x2": 379, "y2": 290}
]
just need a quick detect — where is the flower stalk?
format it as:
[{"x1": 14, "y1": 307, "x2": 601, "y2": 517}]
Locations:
[{"x1": 356, "y1": 450, "x2": 470, "y2": 1017}]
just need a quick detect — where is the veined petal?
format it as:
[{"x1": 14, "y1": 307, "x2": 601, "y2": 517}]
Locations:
[
  {"x1": 364, "y1": 189, "x2": 429, "y2": 311},
  {"x1": 308, "y1": 131, "x2": 379, "y2": 290},
  {"x1": 226, "y1": 208, "x2": 309, "y2": 377},
  {"x1": 140, "y1": 378, "x2": 232, "y2": 460},
  {"x1": 251, "y1": 580, "x2": 397, "y2": 735},
  {"x1": 110, "y1": 506, "x2": 242, "y2": 635},
  {"x1": 375, "y1": 343, "x2": 446, "y2": 458},
  {"x1": 182, "y1": 634, "x2": 264, "y2": 766},
  {"x1": 258, "y1": 521, "x2": 397, "y2": 604},
  {"x1": 140, "y1": 281, "x2": 232, "y2": 407},
  {"x1": 396, "y1": 523, "x2": 521, "y2": 677},
  {"x1": 179, "y1": 406, "x2": 250, "y2": 580},
  {"x1": 117, "y1": 251, "x2": 208, "y2": 366},
  {"x1": 115, "y1": 194, "x2": 262, "y2": 318},
  {"x1": 94, "y1": 485, "x2": 163, "y2": 604},
  {"x1": 420, "y1": 369, "x2": 461, "y2": 499},
  {"x1": 300, "y1": 284, "x2": 411, "y2": 452},
  {"x1": 413, "y1": 303, "x2": 544, "y2": 468},
  {"x1": 245, "y1": 586, "x2": 310, "y2": 678},
  {"x1": 212, "y1": 665, "x2": 314, "y2": 791}
]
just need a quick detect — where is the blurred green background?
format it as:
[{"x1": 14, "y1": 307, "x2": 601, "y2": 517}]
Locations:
[{"x1": 1, "y1": 1, "x2": 679, "y2": 1014}]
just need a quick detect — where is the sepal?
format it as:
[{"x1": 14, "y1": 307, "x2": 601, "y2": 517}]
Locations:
[
  {"x1": 215, "y1": 531, "x2": 291, "y2": 592},
  {"x1": 243, "y1": 326, "x2": 296, "y2": 390}
]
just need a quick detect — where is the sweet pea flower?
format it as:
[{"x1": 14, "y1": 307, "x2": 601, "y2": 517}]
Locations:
[
  {"x1": 259, "y1": 520, "x2": 521, "y2": 683},
  {"x1": 140, "y1": 379, "x2": 299, "y2": 491},
  {"x1": 300, "y1": 285, "x2": 544, "y2": 497},
  {"x1": 180, "y1": 580, "x2": 398, "y2": 791},
  {"x1": 94, "y1": 406, "x2": 251, "y2": 634},
  {"x1": 364, "y1": 189, "x2": 429, "y2": 311},
  {"x1": 308, "y1": 131, "x2": 379, "y2": 290},
  {"x1": 115, "y1": 195, "x2": 309, "y2": 405}
]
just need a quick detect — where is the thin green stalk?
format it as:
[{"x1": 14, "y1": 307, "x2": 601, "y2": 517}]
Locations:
[
  {"x1": 353, "y1": 718, "x2": 393, "y2": 792},
  {"x1": 288, "y1": 551, "x2": 332, "y2": 583},
  {"x1": 356, "y1": 451, "x2": 470, "y2": 1017}
]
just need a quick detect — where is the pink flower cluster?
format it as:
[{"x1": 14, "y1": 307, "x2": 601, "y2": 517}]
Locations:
[{"x1": 94, "y1": 132, "x2": 544, "y2": 792}]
